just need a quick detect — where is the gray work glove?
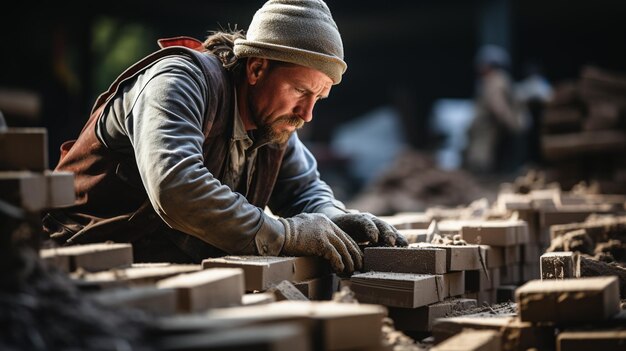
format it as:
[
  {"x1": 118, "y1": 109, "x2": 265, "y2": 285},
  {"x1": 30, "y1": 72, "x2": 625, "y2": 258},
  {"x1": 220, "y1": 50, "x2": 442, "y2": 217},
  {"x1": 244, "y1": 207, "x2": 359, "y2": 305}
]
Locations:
[
  {"x1": 279, "y1": 213, "x2": 363, "y2": 274},
  {"x1": 329, "y1": 212, "x2": 409, "y2": 247}
]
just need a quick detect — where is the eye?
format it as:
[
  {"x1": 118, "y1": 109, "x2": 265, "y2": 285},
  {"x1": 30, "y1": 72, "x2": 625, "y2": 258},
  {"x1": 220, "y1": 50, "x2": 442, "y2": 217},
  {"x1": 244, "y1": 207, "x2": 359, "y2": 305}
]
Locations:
[{"x1": 295, "y1": 87, "x2": 306, "y2": 94}]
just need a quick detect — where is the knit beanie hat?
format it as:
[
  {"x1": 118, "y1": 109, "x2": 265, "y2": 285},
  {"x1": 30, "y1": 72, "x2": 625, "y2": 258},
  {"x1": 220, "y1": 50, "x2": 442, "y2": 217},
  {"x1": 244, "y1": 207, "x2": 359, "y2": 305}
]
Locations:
[{"x1": 234, "y1": 0, "x2": 347, "y2": 84}]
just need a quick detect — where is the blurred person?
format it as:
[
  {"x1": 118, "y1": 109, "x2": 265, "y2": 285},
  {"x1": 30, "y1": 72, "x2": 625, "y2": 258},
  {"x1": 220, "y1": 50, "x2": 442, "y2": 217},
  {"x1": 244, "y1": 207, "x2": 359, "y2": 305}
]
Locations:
[
  {"x1": 465, "y1": 45, "x2": 529, "y2": 174},
  {"x1": 42, "y1": 0, "x2": 407, "y2": 274}
]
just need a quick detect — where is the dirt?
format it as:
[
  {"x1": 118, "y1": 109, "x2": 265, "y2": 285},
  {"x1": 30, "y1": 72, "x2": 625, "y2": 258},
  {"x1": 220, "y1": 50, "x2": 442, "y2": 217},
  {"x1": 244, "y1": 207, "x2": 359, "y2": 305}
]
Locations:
[
  {"x1": 579, "y1": 255, "x2": 626, "y2": 298},
  {"x1": 0, "y1": 247, "x2": 156, "y2": 351},
  {"x1": 443, "y1": 301, "x2": 518, "y2": 318}
]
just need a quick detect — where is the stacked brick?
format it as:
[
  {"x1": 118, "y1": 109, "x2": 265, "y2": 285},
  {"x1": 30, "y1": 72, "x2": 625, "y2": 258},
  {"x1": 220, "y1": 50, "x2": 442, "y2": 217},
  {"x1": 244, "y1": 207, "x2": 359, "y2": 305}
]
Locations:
[
  {"x1": 54, "y1": 251, "x2": 389, "y2": 350},
  {"x1": 0, "y1": 127, "x2": 75, "y2": 255},
  {"x1": 431, "y1": 276, "x2": 624, "y2": 351},
  {"x1": 349, "y1": 245, "x2": 479, "y2": 333},
  {"x1": 541, "y1": 65, "x2": 626, "y2": 192}
]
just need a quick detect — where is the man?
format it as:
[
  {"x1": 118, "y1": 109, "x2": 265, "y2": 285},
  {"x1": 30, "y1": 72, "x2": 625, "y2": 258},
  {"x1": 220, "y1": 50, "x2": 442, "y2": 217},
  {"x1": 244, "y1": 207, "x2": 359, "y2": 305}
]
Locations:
[{"x1": 42, "y1": 0, "x2": 407, "y2": 274}]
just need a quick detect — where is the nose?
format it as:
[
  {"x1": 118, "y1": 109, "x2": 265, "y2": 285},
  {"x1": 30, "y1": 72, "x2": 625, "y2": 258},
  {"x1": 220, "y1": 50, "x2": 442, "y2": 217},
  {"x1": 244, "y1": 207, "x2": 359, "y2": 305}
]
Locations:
[{"x1": 295, "y1": 97, "x2": 315, "y2": 123}]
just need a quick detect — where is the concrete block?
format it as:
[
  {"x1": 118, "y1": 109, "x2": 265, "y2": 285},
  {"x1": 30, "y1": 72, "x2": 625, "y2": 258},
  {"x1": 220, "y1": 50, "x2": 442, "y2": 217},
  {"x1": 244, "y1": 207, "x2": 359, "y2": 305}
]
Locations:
[
  {"x1": 364, "y1": 247, "x2": 447, "y2": 274},
  {"x1": 398, "y1": 229, "x2": 428, "y2": 244},
  {"x1": 351, "y1": 271, "x2": 444, "y2": 308},
  {"x1": 0, "y1": 128, "x2": 47, "y2": 171},
  {"x1": 242, "y1": 292, "x2": 276, "y2": 306},
  {"x1": 466, "y1": 268, "x2": 500, "y2": 293},
  {"x1": 159, "y1": 323, "x2": 311, "y2": 351},
  {"x1": 0, "y1": 171, "x2": 46, "y2": 211},
  {"x1": 541, "y1": 252, "x2": 578, "y2": 280},
  {"x1": 388, "y1": 298, "x2": 477, "y2": 332},
  {"x1": 432, "y1": 316, "x2": 555, "y2": 351},
  {"x1": 294, "y1": 274, "x2": 339, "y2": 300},
  {"x1": 481, "y1": 245, "x2": 504, "y2": 269},
  {"x1": 205, "y1": 301, "x2": 387, "y2": 351},
  {"x1": 500, "y1": 264, "x2": 521, "y2": 285},
  {"x1": 557, "y1": 330, "x2": 626, "y2": 351},
  {"x1": 268, "y1": 280, "x2": 309, "y2": 301},
  {"x1": 441, "y1": 271, "x2": 465, "y2": 297},
  {"x1": 202, "y1": 256, "x2": 329, "y2": 292},
  {"x1": 40, "y1": 243, "x2": 133, "y2": 272},
  {"x1": 71, "y1": 263, "x2": 202, "y2": 288},
  {"x1": 516, "y1": 277, "x2": 621, "y2": 323},
  {"x1": 431, "y1": 329, "x2": 501, "y2": 351},
  {"x1": 461, "y1": 221, "x2": 520, "y2": 246},
  {"x1": 413, "y1": 243, "x2": 482, "y2": 271},
  {"x1": 44, "y1": 170, "x2": 75, "y2": 208},
  {"x1": 157, "y1": 268, "x2": 244, "y2": 313},
  {"x1": 90, "y1": 286, "x2": 178, "y2": 316}
]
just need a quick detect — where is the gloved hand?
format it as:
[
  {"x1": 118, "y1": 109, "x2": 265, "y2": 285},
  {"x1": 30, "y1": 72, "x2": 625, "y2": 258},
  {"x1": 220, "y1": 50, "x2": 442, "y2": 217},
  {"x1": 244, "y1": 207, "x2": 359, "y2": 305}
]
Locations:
[
  {"x1": 329, "y1": 212, "x2": 409, "y2": 247},
  {"x1": 279, "y1": 213, "x2": 363, "y2": 274}
]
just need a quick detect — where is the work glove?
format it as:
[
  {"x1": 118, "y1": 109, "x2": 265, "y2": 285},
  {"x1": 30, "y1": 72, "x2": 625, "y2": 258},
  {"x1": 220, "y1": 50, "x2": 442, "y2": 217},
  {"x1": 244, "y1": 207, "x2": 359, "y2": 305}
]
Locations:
[
  {"x1": 328, "y1": 212, "x2": 409, "y2": 247},
  {"x1": 279, "y1": 213, "x2": 363, "y2": 274}
]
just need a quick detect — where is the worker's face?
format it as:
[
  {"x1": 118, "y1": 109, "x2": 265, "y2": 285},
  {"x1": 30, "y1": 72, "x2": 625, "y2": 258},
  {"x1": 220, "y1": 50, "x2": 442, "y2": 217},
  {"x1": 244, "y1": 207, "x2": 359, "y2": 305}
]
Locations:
[{"x1": 246, "y1": 58, "x2": 333, "y2": 144}]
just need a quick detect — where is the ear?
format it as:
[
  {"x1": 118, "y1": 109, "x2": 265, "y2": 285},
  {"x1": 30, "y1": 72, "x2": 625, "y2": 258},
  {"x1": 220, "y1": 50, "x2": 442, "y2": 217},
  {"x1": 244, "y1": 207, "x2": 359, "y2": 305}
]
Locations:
[{"x1": 246, "y1": 58, "x2": 269, "y2": 85}]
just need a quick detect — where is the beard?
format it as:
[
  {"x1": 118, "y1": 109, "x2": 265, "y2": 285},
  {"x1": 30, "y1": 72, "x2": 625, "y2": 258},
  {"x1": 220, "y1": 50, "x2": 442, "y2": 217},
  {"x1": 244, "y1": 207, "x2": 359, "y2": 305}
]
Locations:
[{"x1": 257, "y1": 115, "x2": 304, "y2": 144}]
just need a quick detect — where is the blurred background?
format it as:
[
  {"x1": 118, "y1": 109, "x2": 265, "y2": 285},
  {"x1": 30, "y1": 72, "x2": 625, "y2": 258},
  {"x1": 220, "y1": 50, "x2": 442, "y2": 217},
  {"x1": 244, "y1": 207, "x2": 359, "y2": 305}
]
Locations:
[{"x1": 2, "y1": 0, "x2": 626, "y2": 214}]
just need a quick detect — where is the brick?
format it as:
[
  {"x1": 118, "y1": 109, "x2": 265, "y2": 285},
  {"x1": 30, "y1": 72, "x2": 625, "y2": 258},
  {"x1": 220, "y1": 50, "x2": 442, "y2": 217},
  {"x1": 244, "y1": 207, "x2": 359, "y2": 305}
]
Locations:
[
  {"x1": 503, "y1": 245, "x2": 521, "y2": 265},
  {"x1": 242, "y1": 292, "x2": 276, "y2": 306},
  {"x1": 480, "y1": 245, "x2": 504, "y2": 269},
  {"x1": 159, "y1": 323, "x2": 310, "y2": 351},
  {"x1": 521, "y1": 244, "x2": 542, "y2": 264},
  {"x1": 557, "y1": 330, "x2": 626, "y2": 351},
  {"x1": 540, "y1": 206, "x2": 612, "y2": 231},
  {"x1": 364, "y1": 247, "x2": 447, "y2": 274},
  {"x1": 0, "y1": 171, "x2": 46, "y2": 211},
  {"x1": 441, "y1": 271, "x2": 465, "y2": 297},
  {"x1": 90, "y1": 286, "x2": 177, "y2": 316},
  {"x1": 293, "y1": 274, "x2": 339, "y2": 300},
  {"x1": 0, "y1": 128, "x2": 47, "y2": 171},
  {"x1": 466, "y1": 268, "x2": 499, "y2": 292},
  {"x1": 40, "y1": 243, "x2": 133, "y2": 272},
  {"x1": 389, "y1": 298, "x2": 477, "y2": 332},
  {"x1": 202, "y1": 256, "x2": 329, "y2": 291},
  {"x1": 205, "y1": 301, "x2": 386, "y2": 351},
  {"x1": 541, "y1": 252, "x2": 578, "y2": 280},
  {"x1": 157, "y1": 268, "x2": 244, "y2": 312},
  {"x1": 44, "y1": 170, "x2": 75, "y2": 208},
  {"x1": 461, "y1": 221, "x2": 520, "y2": 246},
  {"x1": 398, "y1": 229, "x2": 428, "y2": 244},
  {"x1": 432, "y1": 316, "x2": 555, "y2": 351},
  {"x1": 413, "y1": 243, "x2": 482, "y2": 271},
  {"x1": 268, "y1": 280, "x2": 309, "y2": 301},
  {"x1": 521, "y1": 263, "x2": 540, "y2": 282},
  {"x1": 500, "y1": 264, "x2": 521, "y2": 285},
  {"x1": 431, "y1": 329, "x2": 501, "y2": 351},
  {"x1": 71, "y1": 263, "x2": 202, "y2": 288},
  {"x1": 516, "y1": 277, "x2": 620, "y2": 323},
  {"x1": 351, "y1": 271, "x2": 444, "y2": 308}
]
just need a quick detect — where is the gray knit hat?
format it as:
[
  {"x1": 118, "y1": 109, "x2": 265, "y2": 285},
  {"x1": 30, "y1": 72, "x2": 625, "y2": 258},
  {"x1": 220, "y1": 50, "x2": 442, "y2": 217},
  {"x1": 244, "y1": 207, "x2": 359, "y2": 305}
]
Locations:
[{"x1": 234, "y1": 0, "x2": 347, "y2": 84}]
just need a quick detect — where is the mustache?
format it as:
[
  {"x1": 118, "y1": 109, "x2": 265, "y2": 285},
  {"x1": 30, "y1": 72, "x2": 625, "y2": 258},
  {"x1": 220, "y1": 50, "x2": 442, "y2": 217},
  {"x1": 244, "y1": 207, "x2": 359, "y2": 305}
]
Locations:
[{"x1": 274, "y1": 115, "x2": 304, "y2": 129}]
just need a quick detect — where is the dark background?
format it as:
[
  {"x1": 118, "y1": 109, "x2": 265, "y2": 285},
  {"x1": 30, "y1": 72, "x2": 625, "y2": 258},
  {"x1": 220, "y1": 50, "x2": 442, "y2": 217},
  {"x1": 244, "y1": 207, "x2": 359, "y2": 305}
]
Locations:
[{"x1": 1, "y1": 0, "x2": 625, "y2": 168}]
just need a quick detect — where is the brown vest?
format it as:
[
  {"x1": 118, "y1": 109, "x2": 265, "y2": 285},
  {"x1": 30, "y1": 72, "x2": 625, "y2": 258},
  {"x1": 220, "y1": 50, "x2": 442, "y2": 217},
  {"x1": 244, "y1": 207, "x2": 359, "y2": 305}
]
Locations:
[{"x1": 43, "y1": 40, "x2": 288, "y2": 255}]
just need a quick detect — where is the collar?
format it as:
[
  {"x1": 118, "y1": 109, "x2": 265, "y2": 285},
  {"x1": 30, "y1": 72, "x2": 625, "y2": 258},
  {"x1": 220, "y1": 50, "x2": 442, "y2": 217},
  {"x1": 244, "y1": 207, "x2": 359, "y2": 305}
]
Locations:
[{"x1": 232, "y1": 88, "x2": 253, "y2": 149}]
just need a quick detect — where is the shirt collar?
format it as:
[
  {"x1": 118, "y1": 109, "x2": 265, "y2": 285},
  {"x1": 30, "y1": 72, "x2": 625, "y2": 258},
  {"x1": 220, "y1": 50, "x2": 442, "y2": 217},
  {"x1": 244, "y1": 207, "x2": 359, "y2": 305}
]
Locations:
[{"x1": 232, "y1": 88, "x2": 253, "y2": 148}]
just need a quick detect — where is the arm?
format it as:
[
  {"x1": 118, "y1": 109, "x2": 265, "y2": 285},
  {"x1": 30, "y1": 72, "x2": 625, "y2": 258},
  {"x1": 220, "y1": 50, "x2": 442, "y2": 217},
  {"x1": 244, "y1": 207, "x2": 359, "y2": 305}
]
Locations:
[
  {"x1": 267, "y1": 132, "x2": 406, "y2": 247},
  {"x1": 119, "y1": 58, "x2": 284, "y2": 255}
]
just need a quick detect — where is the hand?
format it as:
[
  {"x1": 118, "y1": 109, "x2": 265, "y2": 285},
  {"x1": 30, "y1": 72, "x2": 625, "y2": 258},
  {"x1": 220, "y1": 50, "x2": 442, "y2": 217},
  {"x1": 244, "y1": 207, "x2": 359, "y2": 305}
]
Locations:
[
  {"x1": 279, "y1": 213, "x2": 363, "y2": 274},
  {"x1": 330, "y1": 212, "x2": 409, "y2": 247}
]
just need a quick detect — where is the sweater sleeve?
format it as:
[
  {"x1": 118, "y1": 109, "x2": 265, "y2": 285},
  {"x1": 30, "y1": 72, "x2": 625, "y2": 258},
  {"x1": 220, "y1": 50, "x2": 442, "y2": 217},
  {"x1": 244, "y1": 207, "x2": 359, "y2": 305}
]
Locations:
[{"x1": 106, "y1": 57, "x2": 285, "y2": 255}]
